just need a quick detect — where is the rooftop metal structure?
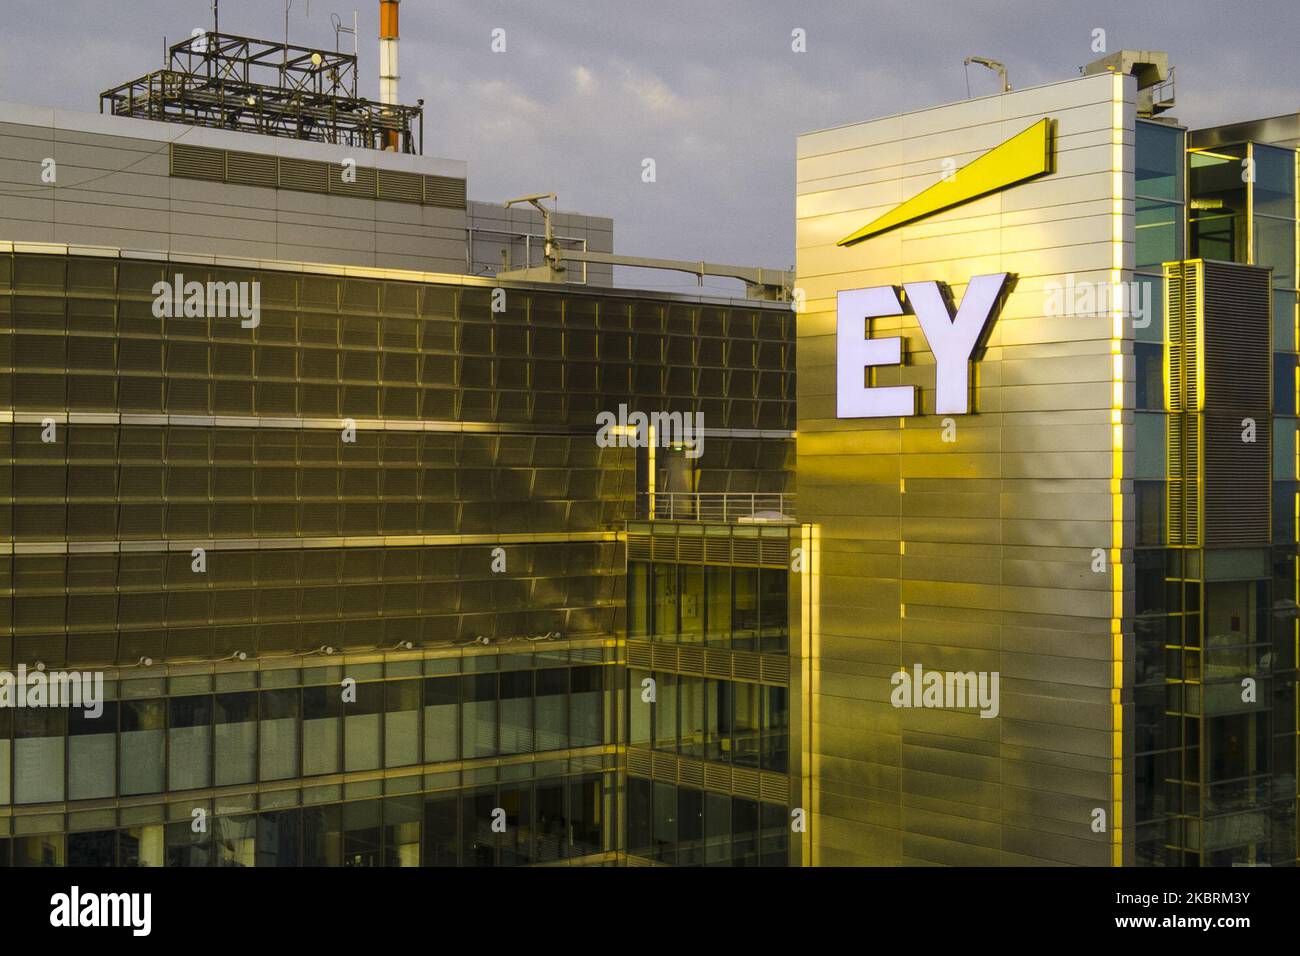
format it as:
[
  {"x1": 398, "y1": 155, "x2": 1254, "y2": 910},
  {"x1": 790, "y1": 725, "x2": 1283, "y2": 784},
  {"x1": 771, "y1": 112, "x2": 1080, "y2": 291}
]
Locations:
[{"x1": 100, "y1": 31, "x2": 424, "y2": 154}]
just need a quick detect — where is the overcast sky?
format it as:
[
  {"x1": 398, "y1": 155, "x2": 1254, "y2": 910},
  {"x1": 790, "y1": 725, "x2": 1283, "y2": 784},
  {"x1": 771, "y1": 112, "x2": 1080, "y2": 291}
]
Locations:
[{"x1": 1, "y1": 0, "x2": 1296, "y2": 293}]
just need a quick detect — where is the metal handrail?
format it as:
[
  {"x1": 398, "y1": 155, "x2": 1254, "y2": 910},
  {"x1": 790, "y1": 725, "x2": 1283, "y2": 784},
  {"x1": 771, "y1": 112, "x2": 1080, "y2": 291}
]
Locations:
[{"x1": 644, "y1": 492, "x2": 796, "y2": 523}]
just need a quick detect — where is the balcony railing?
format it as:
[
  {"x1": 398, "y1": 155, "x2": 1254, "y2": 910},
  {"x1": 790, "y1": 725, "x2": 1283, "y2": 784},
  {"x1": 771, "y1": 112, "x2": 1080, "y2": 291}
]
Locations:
[{"x1": 643, "y1": 492, "x2": 796, "y2": 524}]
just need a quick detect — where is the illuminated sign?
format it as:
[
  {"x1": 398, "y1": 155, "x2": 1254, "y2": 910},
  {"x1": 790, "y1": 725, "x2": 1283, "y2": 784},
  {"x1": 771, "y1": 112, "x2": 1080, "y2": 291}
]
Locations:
[
  {"x1": 837, "y1": 118, "x2": 1054, "y2": 246},
  {"x1": 837, "y1": 273, "x2": 1011, "y2": 418}
]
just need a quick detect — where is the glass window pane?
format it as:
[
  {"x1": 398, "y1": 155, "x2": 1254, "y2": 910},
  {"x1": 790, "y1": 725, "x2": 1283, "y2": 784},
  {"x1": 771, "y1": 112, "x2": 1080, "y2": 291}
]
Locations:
[
  {"x1": 69, "y1": 701, "x2": 117, "y2": 800},
  {"x1": 259, "y1": 689, "x2": 299, "y2": 781},
  {"x1": 570, "y1": 665, "x2": 602, "y2": 747},
  {"x1": 302, "y1": 685, "x2": 341, "y2": 776},
  {"x1": 706, "y1": 566, "x2": 732, "y2": 646},
  {"x1": 422, "y1": 794, "x2": 458, "y2": 866},
  {"x1": 1136, "y1": 199, "x2": 1182, "y2": 270},
  {"x1": 384, "y1": 680, "x2": 420, "y2": 767},
  {"x1": 733, "y1": 568, "x2": 759, "y2": 651},
  {"x1": 499, "y1": 669, "x2": 534, "y2": 755},
  {"x1": 215, "y1": 692, "x2": 257, "y2": 786},
  {"x1": 461, "y1": 673, "x2": 497, "y2": 759},
  {"x1": 256, "y1": 809, "x2": 300, "y2": 867},
  {"x1": 680, "y1": 565, "x2": 704, "y2": 643},
  {"x1": 1252, "y1": 144, "x2": 1296, "y2": 218},
  {"x1": 535, "y1": 781, "x2": 566, "y2": 862},
  {"x1": 759, "y1": 568, "x2": 789, "y2": 653},
  {"x1": 120, "y1": 699, "x2": 165, "y2": 795},
  {"x1": 653, "y1": 671, "x2": 678, "y2": 753},
  {"x1": 1255, "y1": 215, "x2": 1295, "y2": 288},
  {"x1": 422, "y1": 676, "x2": 458, "y2": 763},
  {"x1": 535, "y1": 667, "x2": 568, "y2": 751},
  {"x1": 168, "y1": 695, "x2": 212, "y2": 791},
  {"x1": 14, "y1": 708, "x2": 65, "y2": 804},
  {"x1": 344, "y1": 680, "x2": 382, "y2": 772},
  {"x1": 1136, "y1": 121, "x2": 1183, "y2": 201},
  {"x1": 628, "y1": 561, "x2": 649, "y2": 638},
  {"x1": 570, "y1": 775, "x2": 604, "y2": 858},
  {"x1": 652, "y1": 563, "x2": 678, "y2": 640}
]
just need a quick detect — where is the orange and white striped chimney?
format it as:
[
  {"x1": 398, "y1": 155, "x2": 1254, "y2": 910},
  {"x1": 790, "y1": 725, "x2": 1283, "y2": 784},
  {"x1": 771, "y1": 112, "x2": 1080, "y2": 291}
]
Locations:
[{"x1": 379, "y1": 0, "x2": 400, "y2": 149}]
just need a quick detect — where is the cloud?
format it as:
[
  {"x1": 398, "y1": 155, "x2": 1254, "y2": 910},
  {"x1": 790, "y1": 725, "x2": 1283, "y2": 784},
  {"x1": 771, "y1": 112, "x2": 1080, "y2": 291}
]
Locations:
[{"x1": 0, "y1": 0, "x2": 1296, "y2": 289}]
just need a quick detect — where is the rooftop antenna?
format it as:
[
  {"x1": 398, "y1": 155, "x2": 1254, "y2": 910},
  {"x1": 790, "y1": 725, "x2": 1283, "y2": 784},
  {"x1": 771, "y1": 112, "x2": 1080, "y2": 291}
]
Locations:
[
  {"x1": 212, "y1": 0, "x2": 219, "y2": 34},
  {"x1": 503, "y1": 193, "x2": 560, "y2": 273},
  {"x1": 964, "y1": 55, "x2": 1011, "y2": 94},
  {"x1": 332, "y1": 11, "x2": 359, "y2": 55}
]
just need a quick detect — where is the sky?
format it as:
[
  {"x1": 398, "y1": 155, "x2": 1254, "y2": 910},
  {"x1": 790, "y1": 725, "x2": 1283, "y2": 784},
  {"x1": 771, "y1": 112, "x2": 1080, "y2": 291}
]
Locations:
[{"x1": 1, "y1": 0, "x2": 1296, "y2": 293}]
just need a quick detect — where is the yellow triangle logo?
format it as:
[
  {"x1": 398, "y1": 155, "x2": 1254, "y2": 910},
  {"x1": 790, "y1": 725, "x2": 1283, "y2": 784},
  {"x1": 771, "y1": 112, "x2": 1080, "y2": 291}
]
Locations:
[{"x1": 837, "y1": 118, "x2": 1054, "y2": 246}]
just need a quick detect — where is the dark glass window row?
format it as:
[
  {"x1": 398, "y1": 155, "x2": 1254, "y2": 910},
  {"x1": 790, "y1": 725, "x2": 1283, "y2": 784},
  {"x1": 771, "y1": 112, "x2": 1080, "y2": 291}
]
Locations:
[
  {"x1": 0, "y1": 666, "x2": 607, "y2": 804},
  {"x1": 0, "y1": 540, "x2": 622, "y2": 664},
  {"x1": 0, "y1": 775, "x2": 608, "y2": 866},
  {"x1": 628, "y1": 669, "x2": 788, "y2": 773},
  {"x1": 626, "y1": 776, "x2": 788, "y2": 866},
  {"x1": 629, "y1": 561, "x2": 788, "y2": 653},
  {"x1": 1, "y1": 424, "x2": 631, "y2": 540},
  {"x1": 2, "y1": 372, "x2": 793, "y2": 429},
  {"x1": 3, "y1": 255, "x2": 792, "y2": 339}
]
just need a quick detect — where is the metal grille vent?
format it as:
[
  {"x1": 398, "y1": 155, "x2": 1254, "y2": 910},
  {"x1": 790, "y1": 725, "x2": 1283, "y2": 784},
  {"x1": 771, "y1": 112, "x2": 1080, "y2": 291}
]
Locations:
[
  {"x1": 278, "y1": 157, "x2": 329, "y2": 193},
  {"x1": 424, "y1": 174, "x2": 467, "y2": 209},
  {"x1": 225, "y1": 150, "x2": 277, "y2": 188},
  {"x1": 171, "y1": 143, "x2": 225, "y2": 181},
  {"x1": 377, "y1": 169, "x2": 424, "y2": 204}
]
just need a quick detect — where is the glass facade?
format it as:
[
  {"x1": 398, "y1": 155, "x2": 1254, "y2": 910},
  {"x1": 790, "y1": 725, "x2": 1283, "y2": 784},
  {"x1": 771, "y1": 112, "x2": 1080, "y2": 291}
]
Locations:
[
  {"x1": 1134, "y1": 124, "x2": 1300, "y2": 867},
  {"x1": 0, "y1": 246, "x2": 797, "y2": 866}
]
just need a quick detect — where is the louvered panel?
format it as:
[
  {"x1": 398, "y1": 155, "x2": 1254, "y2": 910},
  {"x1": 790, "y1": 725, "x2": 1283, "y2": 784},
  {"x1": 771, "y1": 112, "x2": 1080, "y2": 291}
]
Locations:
[
  {"x1": 731, "y1": 537, "x2": 760, "y2": 565},
  {"x1": 626, "y1": 641, "x2": 652, "y2": 669},
  {"x1": 625, "y1": 854, "x2": 654, "y2": 867},
  {"x1": 732, "y1": 651, "x2": 761, "y2": 682},
  {"x1": 760, "y1": 655, "x2": 788, "y2": 685},
  {"x1": 1183, "y1": 415, "x2": 1201, "y2": 546},
  {"x1": 677, "y1": 645, "x2": 704, "y2": 674},
  {"x1": 1203, "y1": 261, "x2": 1268, "y2": 413},
  {"x1": 170, "y1": 143, "x2": 225, "y2": 181},
  {"x1": 328, "y1": 163, "x2": 378, "y2": 199},
  {"x1": 759, "y1": 772, "x2": 789, "y2": 804},
  {"x1": 650, "y1": 643, "x2": 677, "y2": 671},
  {"x1": 278, "y1": 157, "x2": 329, "y2": 193},
  {"x1": 1205, "y1": 411, "x2": 1269, "y2": 545},
  {"x1": 424, "y1": 175, "x2": 467, "y2": 209},
  {"x1": 704, "y1": 648, "x2": 731, "y2": 678},
  {"x1": 225, "y1": 150, "x2": 277, "y2": 188},
  {"x1": 626, "y1": 748, "x2": 652, "y2": 776},
  {"x1": 703, "y1": 764, "x2": 731, "y2": 792},
  {"x1": 678, "y1": 759, "x2": 704, "y2": 788},
  {"x1": 1200, "y1": 260, "x2": 1270, "y2": 547},
  {"x1": 626, "y1": 533, "x2": 651, "y2": 561},
  {"x1": 732, "y1": 767, "x2": 761, "y2": 800},
  {"x1": 1164, "y1": 263, "x2": 1184, "y2": 411},
  {"x1": 377, "y1": 169, "x2": 424, "y2": 204},
  {"x1": 703, "y1": 537, "x2": 732, "y2": 563},
  {"x1": 760, "y1": 536, "x2": 790, "y2": 566},
  {"x1": 651, "y1": 751, "x2": 677, "y2": 781},
  {"x1": 676, "y1": 535, "x2": 703, "y2": 562},
  {"x1": 650, "y1": 536, "x2": 677, "y2": 562}
]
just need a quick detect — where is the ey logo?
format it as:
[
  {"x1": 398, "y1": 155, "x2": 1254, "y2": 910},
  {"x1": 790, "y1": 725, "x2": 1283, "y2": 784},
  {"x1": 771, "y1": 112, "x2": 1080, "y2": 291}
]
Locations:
[{"x1": 836, "y1": 273, "x2": 1012, "y2": 418}]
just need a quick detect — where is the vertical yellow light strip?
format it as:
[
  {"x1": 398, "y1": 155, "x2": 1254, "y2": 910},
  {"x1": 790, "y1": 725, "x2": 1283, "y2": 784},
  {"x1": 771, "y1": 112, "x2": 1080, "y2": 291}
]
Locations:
[
  {"x1": 1109, "y1": 73, "x2": 1126, "y2": 867},
  {"x1": 798, "y1": 522, "x2": 820, "y2": 866},
  {"x1": 647, "y1": 425, "x2": 656, "y2": 518}
]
